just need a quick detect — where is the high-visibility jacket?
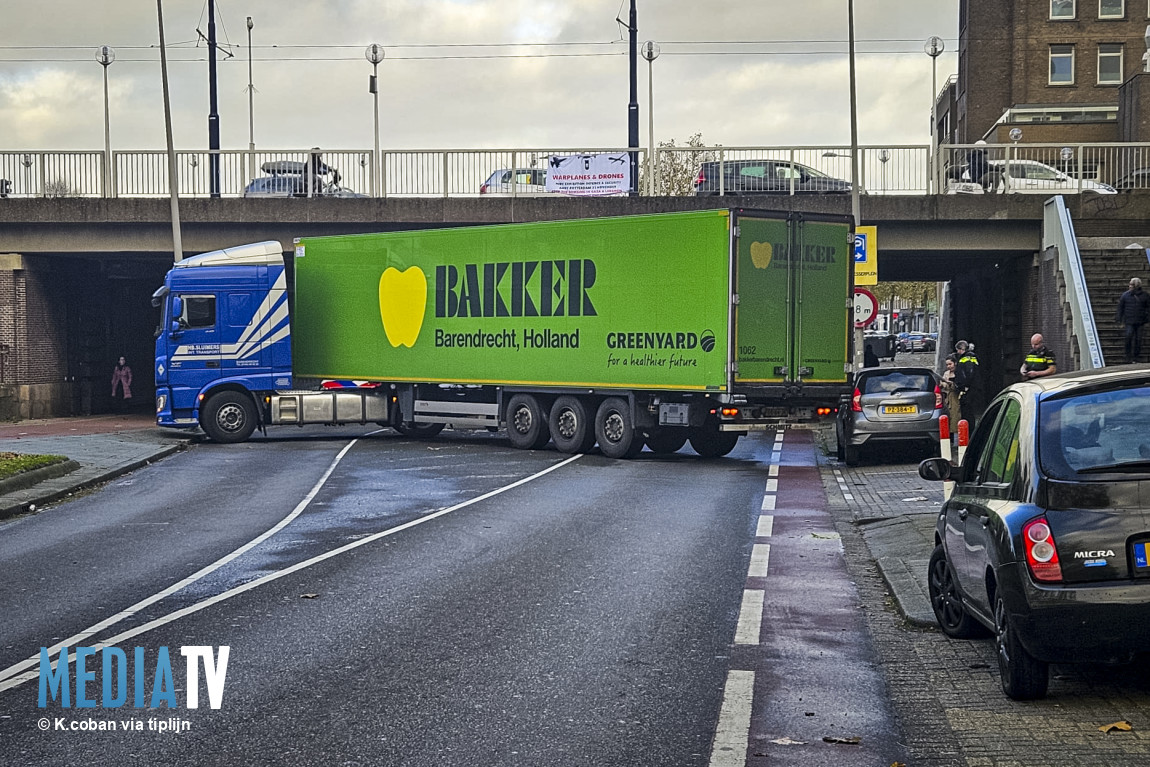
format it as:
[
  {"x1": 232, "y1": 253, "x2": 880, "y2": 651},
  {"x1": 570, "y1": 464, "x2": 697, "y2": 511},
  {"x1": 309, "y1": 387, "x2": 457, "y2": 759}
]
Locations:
[{"x1": 1023, "y1": 346, "x2": 1055, "y2": 373}]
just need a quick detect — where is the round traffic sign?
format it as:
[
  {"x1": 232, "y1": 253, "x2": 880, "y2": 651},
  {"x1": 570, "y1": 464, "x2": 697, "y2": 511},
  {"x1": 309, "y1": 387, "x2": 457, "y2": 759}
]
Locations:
[{"x1": 854, "y1": 288, "x2": 878, "y2": 328}]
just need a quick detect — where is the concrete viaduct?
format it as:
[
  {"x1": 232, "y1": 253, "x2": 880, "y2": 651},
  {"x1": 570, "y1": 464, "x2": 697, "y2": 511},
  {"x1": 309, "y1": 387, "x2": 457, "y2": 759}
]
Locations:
[{"x1": 2, "y1": 193, "x2": 1148, "y2": 419}]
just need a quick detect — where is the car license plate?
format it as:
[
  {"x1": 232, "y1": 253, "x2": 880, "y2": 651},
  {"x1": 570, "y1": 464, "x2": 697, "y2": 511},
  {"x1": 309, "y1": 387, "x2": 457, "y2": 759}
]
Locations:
[
  {"x1": 1132, "y1": 540, "x2": 1150, "y2": 575},
  {"x1": 882, "y1": 405, "x2": 917, "y2": 414}
]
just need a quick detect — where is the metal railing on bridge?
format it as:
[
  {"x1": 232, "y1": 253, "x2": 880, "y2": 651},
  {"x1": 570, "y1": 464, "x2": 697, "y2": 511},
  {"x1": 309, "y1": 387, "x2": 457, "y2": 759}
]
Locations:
[{"x1": 2, "y1": 143, "x2": 1150, "y2": 199}]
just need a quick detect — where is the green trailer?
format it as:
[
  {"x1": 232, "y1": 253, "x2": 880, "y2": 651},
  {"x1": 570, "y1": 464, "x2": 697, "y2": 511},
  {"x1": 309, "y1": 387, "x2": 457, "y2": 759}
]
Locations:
[{"x1": 288, "y1": 209, "x2": 853, "y2": 458}]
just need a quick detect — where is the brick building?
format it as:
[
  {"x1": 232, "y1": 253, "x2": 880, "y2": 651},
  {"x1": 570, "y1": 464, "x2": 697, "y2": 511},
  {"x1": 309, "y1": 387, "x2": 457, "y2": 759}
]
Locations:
[{"x1": 939, "y1": 0, "x2": 1150, "y2": 144}]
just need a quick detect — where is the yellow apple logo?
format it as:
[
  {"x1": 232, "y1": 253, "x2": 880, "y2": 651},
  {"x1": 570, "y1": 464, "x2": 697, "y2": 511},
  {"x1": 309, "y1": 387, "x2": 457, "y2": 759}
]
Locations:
[
  {"x1": 750, "y1": 241, "x2": 773, "y2": 269},
  {"x1": 378, "y1": 267, "x2": 427, "y2": 348}
]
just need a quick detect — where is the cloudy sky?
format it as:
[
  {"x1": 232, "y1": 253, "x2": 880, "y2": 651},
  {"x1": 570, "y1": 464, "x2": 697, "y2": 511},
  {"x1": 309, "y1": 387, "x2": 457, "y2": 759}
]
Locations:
[{"x1": 0, "y1": 0, "x2": 959, "y2": 153}]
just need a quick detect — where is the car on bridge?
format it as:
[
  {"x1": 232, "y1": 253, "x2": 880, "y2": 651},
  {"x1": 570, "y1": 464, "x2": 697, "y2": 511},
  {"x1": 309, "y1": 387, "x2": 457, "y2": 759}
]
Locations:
[
  {"x1": 479, "y1": 168, "x2": 558, "y2": 196},
  {"x1": 946, "y1": 159, "x2": 1116, "y2": 195},
  {"x1": 244, "y1": 160, "x2": 367, "y2": 198},
  {"x1": 920, "y1": 366, "x2": 1150, "y2": 700},
  {"x1": 694, "y1": 159, "x2": 851, "y2": 196}
]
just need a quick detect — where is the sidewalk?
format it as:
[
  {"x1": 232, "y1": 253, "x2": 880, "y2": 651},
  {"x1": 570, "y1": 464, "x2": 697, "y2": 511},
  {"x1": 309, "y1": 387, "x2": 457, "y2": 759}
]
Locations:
[{"x1": 0, "y1": 413, "x2": 195, "y2": 520}]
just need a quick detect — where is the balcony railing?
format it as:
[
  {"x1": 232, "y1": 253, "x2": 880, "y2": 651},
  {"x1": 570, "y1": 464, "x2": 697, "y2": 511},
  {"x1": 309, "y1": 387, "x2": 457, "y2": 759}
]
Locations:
[{"x1": 2, "y1": 143, "x2": 1149, "y2": 199}]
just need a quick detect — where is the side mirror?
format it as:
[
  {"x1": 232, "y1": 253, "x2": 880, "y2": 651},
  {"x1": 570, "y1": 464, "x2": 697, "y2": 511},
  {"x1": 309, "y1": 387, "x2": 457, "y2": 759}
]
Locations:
[
  {"x1": 171, "y1": 296, "x2": 184, "y2": 320},
  {"x1": 170, "y1": 320, "x2": 182, "y2": 335},
  {"x1": 919, "y1": 457, "x2": 955, "y2": 482}
]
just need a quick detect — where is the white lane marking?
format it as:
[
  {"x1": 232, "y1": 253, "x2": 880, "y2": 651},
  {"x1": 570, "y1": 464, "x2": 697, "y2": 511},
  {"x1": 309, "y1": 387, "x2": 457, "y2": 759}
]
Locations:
[
  {"x1": 0, "y1": 453, "x2": 584, "y2": 692},
  {"x1": 833, "y1": 468, "x2": 855, "y2": 502},
  {"x1": 765, "y1": 478, "x2": 778, "y2": 493},
  {"x1": 771, "y1": 451, "x2": 781, "y2": 463},
  {"x1": 748, "y1": 544, "x2": 771, "y2": 578},
  {"x1": 768, "y1": 465, "x2": 779, "y2": 477},
  {"x1": 756, "y1": 515, "x2": 774, "y2": 538},
  {"x1": 0, "y1": 438, "x2": 361, "y2": 685},
  {"x1": 760, "y1": 495, "x2": 776, "y2": 511},
  {"x1": 708, "y1": 670, "x2": 755, "y2": 767},
  {"x1": 734, "y1": 589, "x2": 764, "y2": 645}
]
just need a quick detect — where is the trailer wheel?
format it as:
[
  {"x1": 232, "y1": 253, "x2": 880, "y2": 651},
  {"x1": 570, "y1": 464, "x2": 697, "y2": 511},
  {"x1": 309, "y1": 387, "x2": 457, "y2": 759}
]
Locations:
[
  {"x1": 506, "y1": 394, "x2": 551, "y2": 450},
  {"x1": 549, "y1": 396, "x2": 596, "y2": 454},
  {"x1": 394, "y1": 422, "x2": 445, "y2": 439},
  {"x1": 201, "y1": 391, "x2": 257, "y2": 444},
  {"x1": 595, "y1": 397, "x2": 643, "y2": 459},
  {"x1": 645, "y1": 429, "x2": 688, "y2": 456},
  {"x1": 689, "y1": 422, "x2": 740, "y2": 458}
]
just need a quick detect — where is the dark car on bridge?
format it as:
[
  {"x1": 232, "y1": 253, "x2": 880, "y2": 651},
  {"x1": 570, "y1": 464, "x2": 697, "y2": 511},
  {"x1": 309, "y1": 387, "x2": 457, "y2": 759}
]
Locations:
[
  {"x1": 836, "y1": 366, "x2": 942, "y2": 466},
  {"x1": 920, "y1": 366, "x2": 1150, "y2": 699},
  {"x1": 694, "y1": 159, "x2": 851, "y2": 195}
]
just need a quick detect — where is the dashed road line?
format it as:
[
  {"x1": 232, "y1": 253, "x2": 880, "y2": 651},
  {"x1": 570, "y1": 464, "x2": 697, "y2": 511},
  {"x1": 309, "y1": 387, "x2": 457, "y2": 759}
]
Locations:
[
  {"x1": 756, "y1": 514, "x2": 774, "y2": 538},
  {"x1": 748, "y1": 543, "x2": 771, "y2": 578},
  {"x1": 708, "y1": 670, "x2": 755, "y2": 767},
  {"x1": 760, "y1": 495, "x2": 776, "y2": 511},
  {"x1": 734, "y1": 589, "x2": 765, "y2": 645}
]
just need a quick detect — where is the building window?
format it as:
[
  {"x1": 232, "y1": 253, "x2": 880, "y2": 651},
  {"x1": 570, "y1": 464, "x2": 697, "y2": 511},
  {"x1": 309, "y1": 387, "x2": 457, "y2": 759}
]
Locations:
[
  {"x1": 1099, "y1": 0, "x2": 1124, "y2": 17},
  {"x1": 1051, "y1": 0, "x2": 1075, "y2": 18},
  {"x1": 1098, "y1": 44, "x2": 1123, "y2": 83},
  {"x1": 1050, "y1": 45, "x2": 1075, "y2": 84}
]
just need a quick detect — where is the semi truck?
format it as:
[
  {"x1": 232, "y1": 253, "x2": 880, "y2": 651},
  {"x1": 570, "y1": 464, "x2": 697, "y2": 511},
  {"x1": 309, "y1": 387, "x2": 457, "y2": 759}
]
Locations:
[{"x1": 153, "y1": 209, "x2": 854, "y2": 458}]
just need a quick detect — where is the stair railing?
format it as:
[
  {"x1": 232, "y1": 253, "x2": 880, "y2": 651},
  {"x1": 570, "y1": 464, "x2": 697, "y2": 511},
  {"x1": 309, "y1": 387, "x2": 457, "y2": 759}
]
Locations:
[{"x1": 1042, "y1": 196, "x2": 1105, "y2": 369}]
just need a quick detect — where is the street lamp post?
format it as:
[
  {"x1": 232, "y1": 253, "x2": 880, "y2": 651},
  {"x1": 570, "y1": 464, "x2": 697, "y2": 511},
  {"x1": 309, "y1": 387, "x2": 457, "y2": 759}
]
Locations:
[
  {"x1": 848, "y1": 0, "x2": 860, "y2": 228},
  {"x1": 246, "y1": 17, "x2": 255, "y2": 184},
  {"x1": 925, "y1": 37, "x2": 945, "y2": 194},
  {"x1": 96, "y1": 46, "x2": 115, "y2": 198},
  {"x1": 641, "y1": 41, "x2": 660, "y2": 196},
  {"x1": 365, "y1": 44, "x2": 385, "y2": 198},
  {"x1": 879, "y1": 148, "x2": 890, "y2": 194}
]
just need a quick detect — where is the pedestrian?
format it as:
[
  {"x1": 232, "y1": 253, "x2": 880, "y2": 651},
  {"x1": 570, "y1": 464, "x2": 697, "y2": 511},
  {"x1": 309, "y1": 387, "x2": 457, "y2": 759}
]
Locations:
[
  {"x1": 864, "y1": 344, "x2": 879, "y2": 368},
  {"x1": 1020, "y1": 333, "x2": 1057, "y2": 380},
  {"x1": 940, "y1": 357, "x2": 962, "y2": 437},
  {"x1": 111, "y1": 355, "x2": 132, "y2": 412},
  {"x1": 953, "y1": 340, "x2": 981, "y2": 426},
  {"x1": 1116, "y1": 277, "x2": 1150, "y2": 364}
]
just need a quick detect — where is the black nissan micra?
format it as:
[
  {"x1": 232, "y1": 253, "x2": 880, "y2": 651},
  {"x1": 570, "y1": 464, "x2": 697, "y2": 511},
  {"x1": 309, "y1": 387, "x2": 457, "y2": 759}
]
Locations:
[{"x1": 919, "y1": 366, "x2": 1150, "y2": 699}]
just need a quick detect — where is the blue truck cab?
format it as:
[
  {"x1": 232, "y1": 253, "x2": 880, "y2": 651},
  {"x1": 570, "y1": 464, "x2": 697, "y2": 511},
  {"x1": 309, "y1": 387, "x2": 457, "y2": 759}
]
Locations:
[{"x1": 153, "y1": 241, "x2": 293, "y2": 437}]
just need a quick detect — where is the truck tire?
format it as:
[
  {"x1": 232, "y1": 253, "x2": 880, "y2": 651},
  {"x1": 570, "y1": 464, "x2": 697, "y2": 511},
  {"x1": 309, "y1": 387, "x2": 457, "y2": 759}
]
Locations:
[
  {"x1": 645, "y1": 429, "x2": 688, "y2": 455},
  {"x1": 595, "y1": 397, "x2": 643, "y2": 459},
  {"x1": 549, "y1": 396, "x2": 596, "y2": 454},
  {"x1": 201, "y1": 391, "x2": 257, "y2": 444},
  {"x1": 394, "y1": 422, "x2": 445, "y2": 438},
  {"x1": 689, "y1": 424, "x2": 740, "y2": 458},
  {"x1": 505, "y1": 394, "x2": 550, "y2": 450}
]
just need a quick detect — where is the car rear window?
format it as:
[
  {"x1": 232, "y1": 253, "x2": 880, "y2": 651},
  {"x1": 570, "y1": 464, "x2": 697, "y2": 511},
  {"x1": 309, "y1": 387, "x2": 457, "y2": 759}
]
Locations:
[
  {"x1": 1039, "y1": 383, "x2": 1150, "y2": 480},
  {"x1": 860, "y1": 371, "x2": 933, "y2": 394}
]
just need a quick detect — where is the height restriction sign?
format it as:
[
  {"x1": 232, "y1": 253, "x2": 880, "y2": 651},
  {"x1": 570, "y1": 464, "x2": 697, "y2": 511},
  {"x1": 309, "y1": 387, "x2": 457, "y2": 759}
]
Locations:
[{"x1": 854, "y1": 287, "x2": 878, "y2": 328}]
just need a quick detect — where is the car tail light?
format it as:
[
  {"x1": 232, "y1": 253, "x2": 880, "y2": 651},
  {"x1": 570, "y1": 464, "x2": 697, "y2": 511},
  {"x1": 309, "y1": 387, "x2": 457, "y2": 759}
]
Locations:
[
  {"x1": 934, "y1": 384, "x2": 943, "y2": 409},
  {"x1": 1023, "y1": 517, "x2": 1062, "y2": 583},
  {"x1": 851, "y1": 388, "x2": 862, "y2": 412},
  {"x1": 479, "y1": 184, "x2": 489, "y2": 194}
]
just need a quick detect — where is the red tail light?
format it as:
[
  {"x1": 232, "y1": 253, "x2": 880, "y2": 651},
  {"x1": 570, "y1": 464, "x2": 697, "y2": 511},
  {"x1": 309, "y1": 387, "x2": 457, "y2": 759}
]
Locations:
[
  {"x1": 934, "y1": 384, "x2": 943, "y2": 409},
  {"x1": 479, "y1": 184, "x2": 489, "y2": 194},
  {"x1": 1023, "y1": 517, "x2": 1062, "y2": 583},
  {"x1": 851, "y1": 388, "x2": 862, "y2": 412}
]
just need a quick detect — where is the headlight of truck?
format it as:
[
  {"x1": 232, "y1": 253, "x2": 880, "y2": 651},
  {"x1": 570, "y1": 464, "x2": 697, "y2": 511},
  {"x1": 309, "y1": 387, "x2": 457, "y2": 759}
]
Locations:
[{"x1": 156, "y1": 394, "x2": 167, "y2": 413}]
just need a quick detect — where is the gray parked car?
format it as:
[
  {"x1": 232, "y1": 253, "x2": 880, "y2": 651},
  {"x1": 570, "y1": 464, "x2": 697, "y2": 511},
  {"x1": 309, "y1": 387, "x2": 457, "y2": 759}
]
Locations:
[
  {"x1": 243, "y1": 159, "x2": 367, "y2": 198},
  {"x1": 836, "y1": 366, "x2": 942, "y2": 465}
]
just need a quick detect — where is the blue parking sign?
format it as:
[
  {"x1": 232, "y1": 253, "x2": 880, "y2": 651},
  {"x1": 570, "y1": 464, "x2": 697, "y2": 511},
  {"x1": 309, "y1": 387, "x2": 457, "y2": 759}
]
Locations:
[{"x1": 854, "y1": 233, "x2": 868, "y2": 263}]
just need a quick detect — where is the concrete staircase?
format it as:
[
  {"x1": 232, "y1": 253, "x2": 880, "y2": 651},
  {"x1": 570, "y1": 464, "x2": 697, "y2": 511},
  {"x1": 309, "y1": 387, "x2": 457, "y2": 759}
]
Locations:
[{"x1": 1078, "y1": 245, "x2": 1150, "y2": 365}]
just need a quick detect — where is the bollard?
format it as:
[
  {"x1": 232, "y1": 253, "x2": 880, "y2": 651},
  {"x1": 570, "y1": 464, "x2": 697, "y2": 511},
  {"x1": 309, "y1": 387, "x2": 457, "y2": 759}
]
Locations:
[
  {"x1": 939, "y1": 415, "x2": 953, "y2": 500},
  {"x1": 957, "y1": 419, "x2": 969, "y2": 466}
]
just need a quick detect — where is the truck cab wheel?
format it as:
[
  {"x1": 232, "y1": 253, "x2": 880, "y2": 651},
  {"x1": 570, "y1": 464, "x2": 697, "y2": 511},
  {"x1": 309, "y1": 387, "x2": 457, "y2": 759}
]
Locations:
[
  {"x1": 595, "y1": 397, "x2": 643, "y2": 459},
  {"x1": 645, "y1": 429, "x2": 688, "y2": 455},
  {"x1": 394, "y1": 422, "x2": 445, "y2": 438},
  {"x1": 549, "y1": 396, "x2": 596, "y2": 454},
  {"x1": 201, "y1": 391, "x2": 257, "y2": 444},
  {"x1": 506, "y1": 394, "x2": 551, "y2": 450}
]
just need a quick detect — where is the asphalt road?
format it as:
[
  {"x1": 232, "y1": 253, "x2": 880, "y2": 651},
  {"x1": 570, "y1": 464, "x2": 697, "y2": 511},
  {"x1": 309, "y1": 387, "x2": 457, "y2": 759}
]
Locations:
[{"x1": 0, "y1": 427, "x2": 905, "y2": 766}]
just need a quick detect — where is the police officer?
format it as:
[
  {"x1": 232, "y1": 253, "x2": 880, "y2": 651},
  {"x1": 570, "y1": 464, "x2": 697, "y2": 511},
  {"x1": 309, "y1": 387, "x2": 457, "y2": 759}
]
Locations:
[
  {"x1": 1020, "y1": 333, "x2": 1057, "y2": 380},
  {"x1": 953, "y1": 340, "x2": 981, "y2": 425}
]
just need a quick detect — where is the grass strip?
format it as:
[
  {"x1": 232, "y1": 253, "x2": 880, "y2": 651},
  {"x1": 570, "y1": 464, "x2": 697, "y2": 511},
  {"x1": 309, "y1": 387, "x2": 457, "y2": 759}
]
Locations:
[{"x1": 0, "y1": 452, "x2": 69, "y2": 481}]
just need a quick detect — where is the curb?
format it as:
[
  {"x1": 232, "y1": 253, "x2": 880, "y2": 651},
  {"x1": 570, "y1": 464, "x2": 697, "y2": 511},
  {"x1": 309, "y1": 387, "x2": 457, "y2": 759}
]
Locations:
[
  {"x1": 0, "y1": 459, "x2": 81, "y2": 495},
  {"x1": 0, "y1": 443, "x2": 184, "y2": 521}
]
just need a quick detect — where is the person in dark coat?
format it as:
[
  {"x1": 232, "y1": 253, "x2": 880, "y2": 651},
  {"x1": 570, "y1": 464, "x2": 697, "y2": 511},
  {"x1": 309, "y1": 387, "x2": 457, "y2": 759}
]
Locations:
[
  {"x1": 1116, "y1": 277, "x2": 1150, "y2": 364},
  {"x1": 111, "y1": 355, "x2": 133, "y2": 411},
  {"x1": 952, "y1": 340, "x2": 981, "y2": 426},
  {"x1": 864, "y1": 345, "x2": 880, "y2": 368}
]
